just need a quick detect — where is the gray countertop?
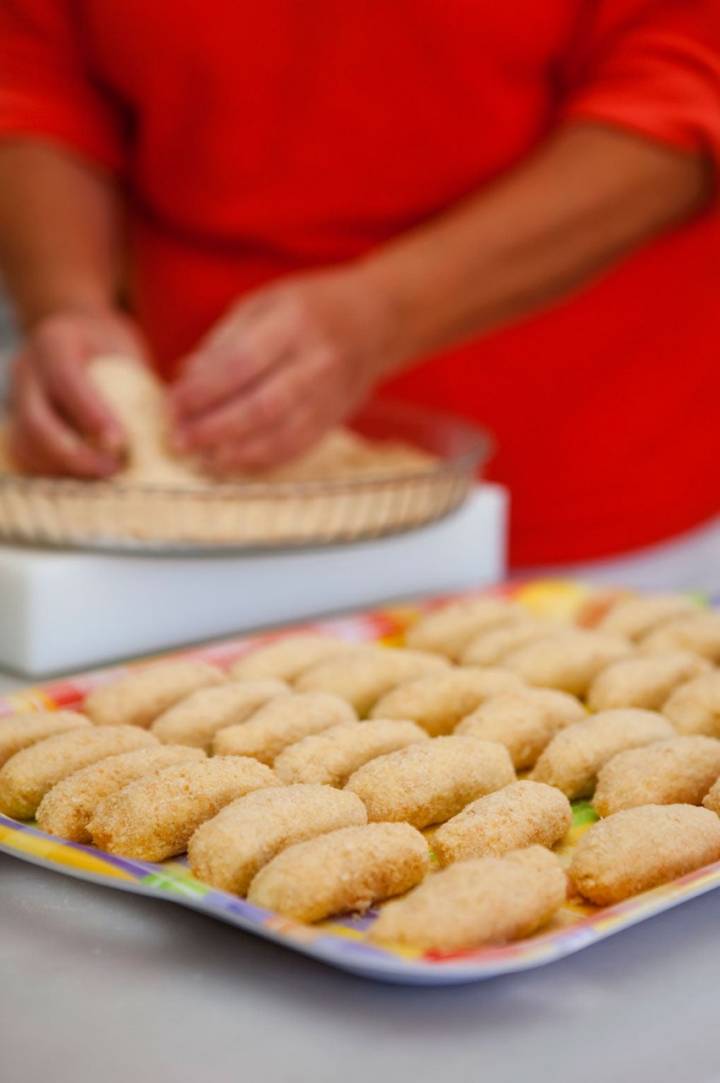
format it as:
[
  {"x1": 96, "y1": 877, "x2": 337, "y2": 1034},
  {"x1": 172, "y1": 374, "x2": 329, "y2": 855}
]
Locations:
[{"x1": 1, "y1": 667, "x2": 719, "y2": 1083}]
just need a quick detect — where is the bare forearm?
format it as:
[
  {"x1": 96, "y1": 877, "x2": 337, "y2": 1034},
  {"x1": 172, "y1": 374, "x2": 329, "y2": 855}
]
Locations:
[
  {"x1": 364, "y1": 124, "x2": 713, "y2": 363},
  {"x1": 0, "y1": 141, "x2": 123, "y2": 328}
]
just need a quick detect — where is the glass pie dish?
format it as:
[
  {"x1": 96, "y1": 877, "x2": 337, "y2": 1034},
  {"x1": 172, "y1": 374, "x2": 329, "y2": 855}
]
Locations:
[{"x1": 0, "y1": 401, "x2": 492, "y2": 553}]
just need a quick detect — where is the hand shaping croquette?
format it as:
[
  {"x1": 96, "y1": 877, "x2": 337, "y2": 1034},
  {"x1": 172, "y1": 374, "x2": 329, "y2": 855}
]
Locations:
[
  {"x1": 596, "y1": 594, "x2": 700, "y2": 641},
  {"x1": 84, "y1": 659, "x2": 224, "y2": 728},
  {"x1": 459, "y1": 620, "x2": 557, "y2": 666},
  {"x1": 229, "y1": 634, "x2": 353, "y2": 682},
  {"x1": 640, "y1": 611, "x2": 720, "y2": 663},
  {"x1": 404, "y1": 597, "x2": 525, "y2": 660},
  {"x1": 593, "y1": 737, "x2": 720, "y2": 817},
  {"x1": 345, "y1": 735, "x2": 515, "y2": 828},
  {"x1": 150, "y1": 679, "x2": 290, "y2": 748},
  {"x1": 369, "y1": 668, "x2": 525, "y2": 736},
  {"x1": 212, "y1": 692, "x2": 357, "y2": 764},
  {"x1": 455, "y1": 688, "x2": 586, "y2": 770},
  {"x1": 295, "y1": 646, "x2": 449, "y2": 715},
  {"x1": 663, "y1": 671, "x2": 720, "y2": 737},
  {"x1": 502, "y1": 630, "x2": 631, "y2": 696},
  {"x1": 432, "y1": 780, "x2": 572, "y2": 866},
  {"x1": 370, "y1": 846, "x2": 567, "y2": 951},
  {"x1": 247, "y1": 822, "x2": 430, "y2": 922},
  {"x1": 36, "y1": 744, "x2": 206, "y2": 842},
  {"x1": 0, "y1": 711, "x2": 91, "y2": 768},
  {"x1": 187, "y1": 784, "x2": 367, "y2": 894},
  {"x1": 0, "y1": 725, "x2": 158, "y2": 819},
  {"x1": 569, "y1": 804, "x2": 720, "y2": 905},
  {"x1": 530, "y1": 709, "x2": 674, "y2": 799},
  {"x1": 88, "y1": 756, "x2": 277, "y2": 860},
  {"x1": 586, "y1": 652, "x2": 710, "y2": 712},
  {"x1": 273, "y1": 719, "x2": 429, "y2": 786}
]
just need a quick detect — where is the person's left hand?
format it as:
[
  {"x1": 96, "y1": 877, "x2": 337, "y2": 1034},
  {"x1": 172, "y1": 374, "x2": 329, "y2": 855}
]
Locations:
[{"x1": 170, "y1": 265, "x2": 403, "y2": 473}]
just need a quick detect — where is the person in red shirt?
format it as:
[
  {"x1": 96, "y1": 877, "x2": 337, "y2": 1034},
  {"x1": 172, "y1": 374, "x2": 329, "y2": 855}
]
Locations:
[{"x1": 0, "y1": 1, "x2": 719, "y2": 571}]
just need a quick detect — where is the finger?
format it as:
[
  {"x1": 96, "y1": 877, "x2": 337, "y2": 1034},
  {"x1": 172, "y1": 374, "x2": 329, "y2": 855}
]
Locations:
[
  {"x1": 204, "y1": 415, "x2": 326, "y2": 475},
  {"x1": 34, "y1": 325, "x2": 125, "y2": 453},
  {"x1": 175, "y1": 358, "x2": 306, "y2": 452},
  {"x1": 171, "y1": 304, "x2": 297, "y2": 422},
  {"x1": 14, "y1": 363, "x2": 120, "y2": 479}
]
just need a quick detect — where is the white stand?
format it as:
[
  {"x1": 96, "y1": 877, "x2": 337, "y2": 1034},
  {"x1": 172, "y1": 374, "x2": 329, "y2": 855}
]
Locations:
[{"x1": 0, "y1": 485, "x2": 507, "y2": 676}]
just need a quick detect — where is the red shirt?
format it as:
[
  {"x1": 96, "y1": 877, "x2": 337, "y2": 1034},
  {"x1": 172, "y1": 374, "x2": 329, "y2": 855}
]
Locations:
[{"x1": 1, "y1": 1, "x2": 720, "y2": 565}]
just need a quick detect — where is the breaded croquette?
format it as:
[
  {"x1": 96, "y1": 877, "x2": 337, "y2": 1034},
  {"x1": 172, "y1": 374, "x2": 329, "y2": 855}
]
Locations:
[
  {"x1": 460, "y1": 620, "x2": 556, "y2": 666},
  {"x1": 530, "y1": 709, "x2": 674, "y2": 799},
  {"x1": 150, "y1": 679, "x2": 290, "y2": 748},
  {"x1": 345, "y1": 735, "x2": 515, "y2": 828},
  {"x1": 663, "y1": 671, "x2": 720, "y2": 737},
  {"x1": 247, "y1": 822, "x2": 429, "y2": 922},
  {"x1": 84, "y1": 659, "x2": 224, "y2": 728},
  {"x1": 229, "y1": 634, "x2": 353, "y2": 683},
  {"x1": 502, "y1": 630, "x2": 631, "y2": 696},
  {"x1": 703, "y1": 778, "x2": 720, "y2": 815},
  {"x1": 89, "y1": 756, "x2": 277, "y2": 861},
  {"x1": 295, "y1": 647, "x2": 449, "y2": 716},
  {"x1": 273, "y1": 719, "x2": 429, "y2": 786},
  {"x1": 597, "y1": 594, "x2": 700, "y2": 641},
  {"x1": 36, "y1": 744, "x2": 206, "y2": 842},
  {"x1": 371, "y1": 846, "x2": 566, "y2": 951},
  {"x1": 369, "y1": 668, "x2": 525, "y2": 736},
  {"x1": 455, "y1": 688, "x2": 586, "y2": 770},
  {"x1": 188, "y1": 784, "x2": 367, "y2": 894},
  {"x1": 640, "y1": 611, "x2": 720, "y2": 663},
  {"x1": 213, "y1": 693, "x2": 357, "y2": 764},
  {"x1": 404, "y1": 598, "x2": 525, "y2": 660},
  {"x1": 592, "y1": 737, "x2": 720, "y2": 817},
  {"x1": 0, "y1": 725, "x2": 157, "y2": 819},
  {"x1": 432, "y1": 781, "x2": 572, "y2": 866},
  {"x1": 569, "y1": 804, "x2": 720, "y2": 905},
  {"x1": 0, "y1": 711, "x2": 91, "y2": 768},
  {"x1": 586, "y1": 651, "x2": 710, "y2": 712}
]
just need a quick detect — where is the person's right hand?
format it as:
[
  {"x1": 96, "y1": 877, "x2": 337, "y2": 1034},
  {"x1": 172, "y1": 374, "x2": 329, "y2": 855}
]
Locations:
[{"x1": 7, "y1": 309, "x2": 147, "y2": 478}]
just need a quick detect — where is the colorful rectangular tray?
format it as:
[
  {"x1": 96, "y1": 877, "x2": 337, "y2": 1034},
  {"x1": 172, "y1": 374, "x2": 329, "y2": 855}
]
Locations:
[{"x1": 1, "y1": 580, "x2": 719, "y2": 986}]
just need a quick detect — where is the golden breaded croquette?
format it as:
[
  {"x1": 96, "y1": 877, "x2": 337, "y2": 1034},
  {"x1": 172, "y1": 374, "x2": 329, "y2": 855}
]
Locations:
[
  {"x1": 84, "y1": 659, "x2": 224, "y2": 728},
  {"x1": 0, "y1": 711, "x2": 91, "y2": 768},
  {"x1": 295, "y1": 647, "x2": 449, "y2": 716},
  {"x1": 213, "y1": 692, "x2": 357, "y2": 765},
  {"x1": 460, "y1": 620, "x2": 557, "y2": 667},
  {"x1": 404, "y1": 597, "x2": 525, "y2": 660},
  {"x1": 88, "y1": 756, "x2": 276, "y2": 861},
  {"x1": 36, "y1": 745, "x2": 206, "y2": 842},
  {"x1": 586, "y1": 651, "x2": 710, "y2": 712},
  {"x1": 703, "y1": 778, "x2": 720, "y2": 815},
  {"x1": 0, "y1": 725, "x2": 157, "y2": 819},
  {"x1": 592, "y1": 737, "x2": 720, "y2": 817},
  {"x1": 596, "y1": 594, "x2": 700, "y2": 641},
  {"x1": 229, "y1": 634, "x2": 353, "y2": 683},
  {"x1": 529, "y1": 709, "x2": 674, "y2": 799},
  {"x1": 188, "y1": 784, "x2": 367, "y2": 894},
  {"x1": 432, "y1": 781, "x2": 572, "y2": 866},
  {"x1": 502, "y1": 630, "x2": 631, "y2": 696},
  {"x1": 369, "y1": 668, "x2": 525, "y2": 737},
  {"x1": 640, "y1": 611, "x2": 720, "y2": 663},
  {"x1": 273, "y1": 719, "x2": 429, "y2": 785},
  {"x1": 150, "y1": 679, "x2": 290, "y2": 749},
  {"x1": 345, "y1": 735, "x2": 515, "y2": 828},
  {"x1": 371, "y1": 845, "x2": 566, "y2": 951},
  {"x1": 663, "y1": 671, "x2": 720, "y2": 736},
  {"x1": 569, "y1": 804, "x2": 720, "y2": 905},
  {"x1": 455, "y1": 688, "x2": 586, "y2": 770},
  {"x1": 247, "y1": 822, "x2": 429, "y2": 922}
]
